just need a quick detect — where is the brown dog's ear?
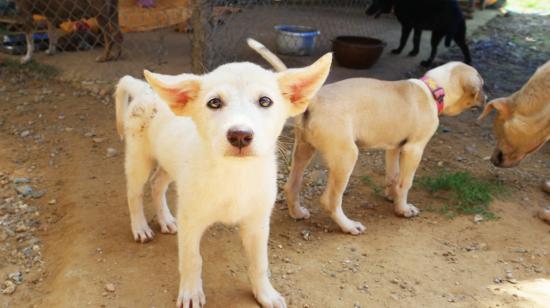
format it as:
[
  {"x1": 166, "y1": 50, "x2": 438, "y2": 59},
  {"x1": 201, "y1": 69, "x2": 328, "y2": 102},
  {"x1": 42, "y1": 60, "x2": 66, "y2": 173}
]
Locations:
[
  {"x1": 478, "y1": 98, "x2": 510, "y2": 121},
  {"x1": 144, "y1": 70, "x2": 201, "y2": 115},
  {"x1": 278, "y1": 53, "x2": 332, "y2": 116}
]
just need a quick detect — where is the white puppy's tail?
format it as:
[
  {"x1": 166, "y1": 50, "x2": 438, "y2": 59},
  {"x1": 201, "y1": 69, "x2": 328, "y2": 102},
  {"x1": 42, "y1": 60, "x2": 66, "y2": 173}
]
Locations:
[
  {"x1": 115, "y1": 75, "x2": 148, "y2": 140},
  {"x1": 247, "y1": 38, "x2": 288, "y2": 72}
]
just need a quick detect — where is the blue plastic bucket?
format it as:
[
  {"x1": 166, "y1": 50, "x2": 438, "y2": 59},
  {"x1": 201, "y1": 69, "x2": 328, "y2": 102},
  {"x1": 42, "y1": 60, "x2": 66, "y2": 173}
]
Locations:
[{"x1": 274, "y1": 25, "x2": 320, "y2": 56}]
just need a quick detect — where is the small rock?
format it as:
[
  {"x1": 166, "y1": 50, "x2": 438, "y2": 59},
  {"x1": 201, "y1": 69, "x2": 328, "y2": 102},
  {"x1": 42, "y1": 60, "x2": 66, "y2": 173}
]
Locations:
[
  {"x1": 494, "y1": 276, "x2": 503, "y2": 284},
  {"x1": 1, "y1": 280, "x2": 16, "y2": 294},
  {"x1": 456, "y1": 156, "x2": 466, "y2": 162},
  {"x1": 538, "y1": 207, "x2": 550, "y2": 224},
  {"x1": 13, "y1": 177, "x2": 31, "y2": 184},
  {"x1": 8, "y1": 272, "x2": 23, "y2": 284},
  {"x1": 474, "y1": 214, "x2": 483, "y2": 224},
  {"x1": 48, "y1": 199, "x2": 57, "y2": 205},
  {"x1": 15, "y1": 185, "x2": 33, "y2": 197},
  {"x1": 93, "y1": 137, "x2": 106, "y2": 144},
  {"x1": 31, "y1": 190, "x2": 45, "y2": 199},
  {"x1": 84, "y1": 132, "x2": 96, "y2": 138},
  {"x1": 20, "y1": 130, "x2": 30, "y2": 137},
  {"x1": 465, "y1": 146, "x2": 477, "y2": 154},
  {"x1": 106, "y1": 147, "x2": 118, "y2": 158},
  {"x1": 105, "y1": 283, "x2": 116, "y2": 292},
  {"x1": 15, "y1": 224, "x2": 29, "y2": 233},
  {"x1": 441, "y1": 126, "x2": 452, "y2": 133},
  {"x1": 301, "y1": 230, "x2": 311, "y2": 241},
  {"x1": 512, "y1": 247, "x2": 528, "y2": 253}
]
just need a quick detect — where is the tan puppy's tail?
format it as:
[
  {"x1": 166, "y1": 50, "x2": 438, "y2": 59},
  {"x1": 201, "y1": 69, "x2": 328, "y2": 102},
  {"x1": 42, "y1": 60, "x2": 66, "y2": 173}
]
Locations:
[
  {"x1": 115, "y1": 75, "x2": 148, "y2": 140},
  {"x1": 247, "y1": 38, "x2": 288, "y2": 72}
]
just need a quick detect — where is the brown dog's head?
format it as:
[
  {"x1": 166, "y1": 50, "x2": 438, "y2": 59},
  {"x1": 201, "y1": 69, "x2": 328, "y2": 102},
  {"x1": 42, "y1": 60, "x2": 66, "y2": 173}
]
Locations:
[
  {"x1": 429, "y1": 62, "x2": 486, "y2": 116},
  {"x1": 478, "y1": 98, "x2": 548, "y2": 168}
]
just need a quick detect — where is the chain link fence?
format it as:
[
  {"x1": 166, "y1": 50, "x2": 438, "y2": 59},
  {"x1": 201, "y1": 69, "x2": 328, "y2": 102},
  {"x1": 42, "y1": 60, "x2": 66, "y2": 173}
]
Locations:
[{"x1": 1, "y1": 0, "x2": 396, "y2": 81}]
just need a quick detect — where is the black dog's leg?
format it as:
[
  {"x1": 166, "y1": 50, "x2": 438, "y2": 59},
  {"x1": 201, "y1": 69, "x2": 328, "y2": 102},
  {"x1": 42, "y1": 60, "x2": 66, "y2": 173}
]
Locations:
[
  {"x1": 421, "y1": 31, "x2": 445, "y2": 67},
  {"x1": 454, "y1": 21, "x2": 471, "y2": 64},
  {"x1": 392, "y1": 24, "x2": 412, "y2": 54},
  {"x1": 408, "y1": 28, "x2": 422, "y2": 56}
]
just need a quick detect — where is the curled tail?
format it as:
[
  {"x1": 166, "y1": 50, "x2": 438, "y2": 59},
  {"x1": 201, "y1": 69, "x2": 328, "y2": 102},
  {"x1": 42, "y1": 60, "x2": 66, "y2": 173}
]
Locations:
[
  {"x1": 115, "y1": 75, "x2": 149, "y2": 140},
  {"x1": 247, "y1": 38, "x2": 288, "y2": 72}
]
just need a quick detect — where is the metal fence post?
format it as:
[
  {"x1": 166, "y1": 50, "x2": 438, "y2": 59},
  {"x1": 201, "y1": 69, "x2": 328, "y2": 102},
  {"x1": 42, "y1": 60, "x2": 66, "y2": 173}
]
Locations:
[{"x1": 190, "y1": 0, "x2": 212, "y2": 74}]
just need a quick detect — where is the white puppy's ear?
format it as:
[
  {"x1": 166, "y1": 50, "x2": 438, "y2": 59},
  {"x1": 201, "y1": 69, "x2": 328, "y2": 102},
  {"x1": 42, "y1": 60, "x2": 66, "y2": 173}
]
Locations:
[
  {"x1": 144, "y1": 70, "x2": 201, "y2": 115},
  {"x1": 478, "y1": 98, "x2": 510, "y2": 121},
  {"x1": 278, "y1": 53, "x2": 332, "y2": 116}
]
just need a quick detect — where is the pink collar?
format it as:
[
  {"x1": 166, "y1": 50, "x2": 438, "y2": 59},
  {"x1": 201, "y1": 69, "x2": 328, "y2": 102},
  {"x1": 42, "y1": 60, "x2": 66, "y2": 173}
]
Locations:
[{"x1": 420, "y1": 76, "x2": 445, "y2": 114}]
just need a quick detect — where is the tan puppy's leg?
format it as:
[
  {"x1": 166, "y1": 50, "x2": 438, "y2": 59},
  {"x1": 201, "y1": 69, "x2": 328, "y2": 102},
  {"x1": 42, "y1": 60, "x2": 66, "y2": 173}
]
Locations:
[
  {"x1": 240, "y1": 213, "x2": 286, "y2": 308},
  {"x1": 393, "y1": 145, "x2": 423, "y2": 217},
  {"x1": 284, "y1": 135, "x2": 315, "y2": 219},
  {"x1": 320, "y1": 143, "x2": 366, "y2": 235},
  {"x1": 150, "y1": 167, "x2": 177, "y2": 234},
  {"x1": 45, "y1": 20, "x2": 57, "y2": 55},
  {"x1": 125, "y1": 138, "x2": 155, "y2": 243},
  {"x1": 384, "y1": 148, "x2": 401, "y2": 201}
]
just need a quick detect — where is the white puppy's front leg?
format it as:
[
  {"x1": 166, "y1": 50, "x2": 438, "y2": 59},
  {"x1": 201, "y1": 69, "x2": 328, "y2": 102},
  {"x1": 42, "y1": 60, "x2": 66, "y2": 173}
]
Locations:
[
  {"x1": 177, "y1": 218, "x2": 207, "y2": 308},
  {"x1": 394, "y1": 145, "x2": 423, "y2": 218},
  {"x1": 240, "y1": 215, "x2": 286, "y2": 308}
]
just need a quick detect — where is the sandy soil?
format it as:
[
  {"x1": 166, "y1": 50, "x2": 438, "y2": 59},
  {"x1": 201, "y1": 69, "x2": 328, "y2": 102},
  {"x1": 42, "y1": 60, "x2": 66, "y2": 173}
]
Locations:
[{"x1": 1, "y1": 11, "x2": 549, "y2": 308}]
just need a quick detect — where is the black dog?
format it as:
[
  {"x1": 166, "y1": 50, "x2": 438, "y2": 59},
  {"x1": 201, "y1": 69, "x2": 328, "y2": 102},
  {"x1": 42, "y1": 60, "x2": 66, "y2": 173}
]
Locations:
[{"x1": 366, "y1": 0, "x2": 471, "y2": 67}]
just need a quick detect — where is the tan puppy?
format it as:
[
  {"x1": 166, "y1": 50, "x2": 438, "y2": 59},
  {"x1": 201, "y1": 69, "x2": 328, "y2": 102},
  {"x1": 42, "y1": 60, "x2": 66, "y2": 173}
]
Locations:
[
  {"x1": 248, "y1": 39, "x2": 485, "y2": 234},
  {"x1": 478, "y1": 61, "x2": 550, "y2": 168}
]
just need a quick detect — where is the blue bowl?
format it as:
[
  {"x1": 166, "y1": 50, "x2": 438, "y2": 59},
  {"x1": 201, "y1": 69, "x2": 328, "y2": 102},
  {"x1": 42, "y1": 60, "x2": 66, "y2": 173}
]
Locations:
[{"x1": 274, "y1": 25, "x2": 320, "y2": 56}]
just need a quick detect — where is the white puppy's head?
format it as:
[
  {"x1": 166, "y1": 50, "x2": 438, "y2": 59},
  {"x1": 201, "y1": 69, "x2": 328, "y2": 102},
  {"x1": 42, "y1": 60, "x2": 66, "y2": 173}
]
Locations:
[{"x1": 144, "y1": 54, "x2": 332, "y2": 158}]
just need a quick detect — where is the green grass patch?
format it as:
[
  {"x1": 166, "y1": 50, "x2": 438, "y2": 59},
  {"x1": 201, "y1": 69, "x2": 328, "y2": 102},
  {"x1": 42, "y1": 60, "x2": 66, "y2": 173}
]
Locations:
[
  {"x1": 506, "y1": 0, "x2": 550, "y2": 12},
  {"x1": 418, "y1": 171, "x2": 505, "y2": 220},
  {"x1": 361, "y1": 175, "x2": 384, "y2": 197},
  {"x1": 1, "y1": 57, "x2": 58, "y2": 79}
]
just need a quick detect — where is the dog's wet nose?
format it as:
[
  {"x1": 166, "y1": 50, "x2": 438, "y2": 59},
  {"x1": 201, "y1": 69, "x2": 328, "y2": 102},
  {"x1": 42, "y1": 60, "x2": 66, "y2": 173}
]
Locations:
[
  {"x1": 491, "y1": 150, "x2": 503, "y2": 166},
  {"x1": 227, "y1": 128, "x2": 254, "y2": 149}
]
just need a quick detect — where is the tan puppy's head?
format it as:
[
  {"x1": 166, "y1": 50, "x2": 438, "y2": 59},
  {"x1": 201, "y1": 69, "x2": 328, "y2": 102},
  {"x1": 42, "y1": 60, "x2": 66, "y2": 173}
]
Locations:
[
  {"x1": 144, "y1": 54, "x2": 332, "y2": 158},
  {"x1": 478, "y1": 98, "x2": 547, "y2": 167},
  {"x1": 427, "y1": 62, "x2": 486, "y2": 116}
]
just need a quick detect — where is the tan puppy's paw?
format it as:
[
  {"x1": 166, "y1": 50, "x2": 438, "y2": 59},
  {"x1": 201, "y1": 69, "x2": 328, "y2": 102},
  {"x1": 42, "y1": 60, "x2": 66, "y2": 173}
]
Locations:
[
  {"x1": 395, "y1": 204, "x2": 420, "y2": 218},
  {"x1": 132, "y1": 222, "x2": 155, "y2": 243},
  {"x1": 158, "y1": 213, "x2": 177, "y2": 234},
  {"x1": 254, "y1": 284, "x2": 287, "y2": 308},
  {"x1": 333, "y1": 215, "x2": 366, "y2": 235},
  {"x1": 289, "y1": 206, "x2": 310, "y2": 220},
  {"x1": 177, "y1": 284, "x2": 205, "y2": 308}
]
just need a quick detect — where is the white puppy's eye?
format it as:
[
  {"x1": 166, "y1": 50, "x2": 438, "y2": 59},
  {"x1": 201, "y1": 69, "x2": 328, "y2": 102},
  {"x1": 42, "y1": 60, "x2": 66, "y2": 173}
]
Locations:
[
  {"x1": 258, "y1": 96, "x2": 273, "y2": 108},
  {"x1": 206, "y1": 98, "x2": 223, "y2": 110}
]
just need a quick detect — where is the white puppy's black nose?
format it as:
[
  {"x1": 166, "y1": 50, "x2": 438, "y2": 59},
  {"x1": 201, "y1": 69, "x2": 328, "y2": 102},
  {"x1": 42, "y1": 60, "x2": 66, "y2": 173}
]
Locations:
[{"x1": 227, "y1": 128, "x2": 254, "y2": 149}]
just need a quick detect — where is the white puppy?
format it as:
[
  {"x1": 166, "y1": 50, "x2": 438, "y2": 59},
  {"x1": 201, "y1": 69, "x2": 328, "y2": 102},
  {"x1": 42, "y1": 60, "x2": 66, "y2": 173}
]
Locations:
[
  {"x1": 248, "y1": 39, "x2": 485, "y2": 235},
  {"x1": 115, "y1": 54, "x2": 332, "y2": 308}
]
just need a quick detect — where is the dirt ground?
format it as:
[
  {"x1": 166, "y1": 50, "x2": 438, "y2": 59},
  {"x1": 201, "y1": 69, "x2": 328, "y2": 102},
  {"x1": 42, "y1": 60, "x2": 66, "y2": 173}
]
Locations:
[{"x1": 1, "y1": 11, "x2": 550, "y2": 308}]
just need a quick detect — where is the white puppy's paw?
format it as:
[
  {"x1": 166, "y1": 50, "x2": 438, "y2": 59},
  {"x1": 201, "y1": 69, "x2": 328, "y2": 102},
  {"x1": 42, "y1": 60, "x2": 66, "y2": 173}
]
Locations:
[
  {"x1": 176, "y1": 284, "x2": 206, "y2": 308},
  {"x1": 395, "y1": 203, "x2": 420, "y2": 218},
  {"x1": 289, "y1": 206, "x2": 310, "y2": 220},
  {"x1": 254, "y1": 285, "x2": 286, "y2": 308},
  {"x1": 158, "y1": 213, "x2": 177, "y2": 234},
  {"x1": 132, "y1": 222, "x2": 155, "y2": 243}
]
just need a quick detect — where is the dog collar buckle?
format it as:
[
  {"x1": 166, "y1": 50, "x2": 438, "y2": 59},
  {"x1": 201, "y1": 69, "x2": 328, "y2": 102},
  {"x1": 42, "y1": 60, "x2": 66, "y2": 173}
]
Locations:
[{"x1": 420, "y1": 76, "x2": 445, "y2": 114}]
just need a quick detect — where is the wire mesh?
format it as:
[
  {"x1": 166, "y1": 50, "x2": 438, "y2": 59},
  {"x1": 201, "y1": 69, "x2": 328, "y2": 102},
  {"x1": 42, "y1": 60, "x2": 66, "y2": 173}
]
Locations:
[{"x1": 0, "y1": 0, "x2": 393, "y2": 81}]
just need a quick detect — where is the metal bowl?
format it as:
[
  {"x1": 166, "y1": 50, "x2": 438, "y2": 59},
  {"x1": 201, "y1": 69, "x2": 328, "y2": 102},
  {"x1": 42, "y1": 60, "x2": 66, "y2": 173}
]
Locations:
[{"x1": 274, "y1": 25, "x2": 320, "y2": 56}]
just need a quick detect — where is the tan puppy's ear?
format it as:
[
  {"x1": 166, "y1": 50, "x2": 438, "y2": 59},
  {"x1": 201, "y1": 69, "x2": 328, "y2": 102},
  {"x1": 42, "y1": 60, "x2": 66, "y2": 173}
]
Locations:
[
  {"x1": 144, "y1": 70, "x2": 201, "y2": 115},
  {"x1": 478, "y1": 98, "x2": 510, "y2": 121},
  {"x1": 278, "y1": 53, "x2": 332, "y2": 116}
]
